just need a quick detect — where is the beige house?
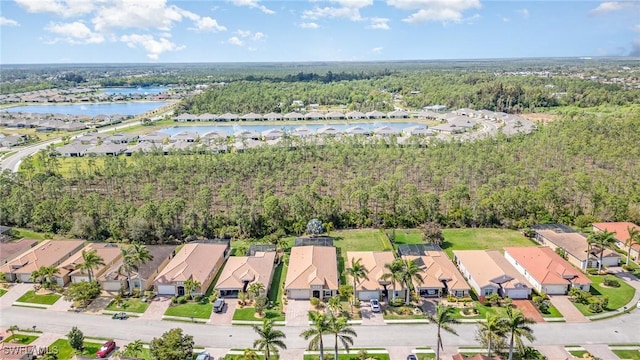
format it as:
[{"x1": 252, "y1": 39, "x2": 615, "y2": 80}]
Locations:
[
  {"x1": 215, "y1": 251, "x2": 276, "y2": 297},
  {"x1": 346, "y1": 251, "x2": 402, "y2": 301},
  {"x1": 593, "y1": 222, "x2": 640, "y2": 262},
  {"x1": 532, "y1": 224, "x2": 620, "y2": 271},
  {"x1": 403, "y1": 251, "x2": 471, "y2": 298},
  {"x1": 453, "y1": 250, "x2": 532, "y2": 299},
  {"x1": 285, "y1": 246, "x2": 338, "y2": 300},
  {"x1": 99, "y1": 245, "x2": 176, "y2": 292},
  {"x1": 54, "y1": 243, "x2": 122, "y2": 286},
  {"x1": 0, "y1": 239, "x2": 38, "y2": 265},
  {"x1": 153, "y1": 243, "x2": 229, "y2": 296},
  {"x1": 0, "y1": 240, "x2": 85, "y2": 283}
]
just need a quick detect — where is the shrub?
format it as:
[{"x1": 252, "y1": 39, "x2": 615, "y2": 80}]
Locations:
[
  {"x1": 389, "y1": 298, "x2": 405, "y2": 307},
  {"x1": 586, "y1": 268, "x2": 599, "y2": 275},
  {"x1": 603, "y1": 276, "x2": 620, "y2": 287},
  {"x1": 569, "y1": 288, "x2": 592, "y2": 305},
  {"x1": 193, "y1": 295, "x2": 203, "y2": 303},
  {"x1": 622, "y1": 265, "x2": 633, "y2": 271},
  {"x1": 310, "y1": 297, "x2": 320, "y2": 308},
  {"x1": 178, "y1": 296, "x2": 188, "y2": 304},
  {"x1": 588, "y1": 297, "x2": 607, "y2": 313},
  {"x1": 447, "y1": 295, "x2": 458, "y2": 303},
  {"x1": 477, "y1": 296, "x2": 488, "y2": 306},
  {"x1": 171, "y1": 296, "x2": 178, "y2": 304}
]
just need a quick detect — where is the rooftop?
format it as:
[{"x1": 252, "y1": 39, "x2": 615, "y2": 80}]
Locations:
[
  {"x1": 504, "y1": 246, "x2": 591, "y2": 285},
  {"x1": 0, "y1": 240, "x2": 85, "y2": 274},
  {"x1": 285, "y1": 245, "x2": 338, "y2": 290},
  {"x1": 453, "y1": 250, "x2": 532, "y2": 289},
  {"x1": 154, "y1": 243, "x2": 228, "y2": 285}
]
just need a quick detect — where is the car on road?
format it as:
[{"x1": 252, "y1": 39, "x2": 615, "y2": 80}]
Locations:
[
  {"x1": 96, "y1": 340, "x2": 116, "y2": 358},
  {"x1": 406, "y1": 355, "x2": 417, "y2": 360},
  {"x1": 195, "y1": 351, "x2": 212, "y2": 360},
  {"x1": 213, "y1": 298, "x2": 226, "y2": 313},
  {"x1": 370, "y1": 298, "x2": 381, "y2": 312},
  {"x1": 112, "y1": 312, "x2": 128, "y2": 320}
]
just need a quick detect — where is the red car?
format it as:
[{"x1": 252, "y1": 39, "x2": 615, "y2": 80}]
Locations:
[{"x1": 96, "y1": 340, "x2": 116, "y2": 358}]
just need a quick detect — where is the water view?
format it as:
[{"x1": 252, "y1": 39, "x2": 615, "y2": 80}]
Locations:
[
  {"x1": 2, "y1": 101, "x2": 168, "y2": 116},
  {"x1": 159, "y1": 122, "x2": 427, "y2": 136},
  {"x1": 101, "y1": 87, "x2": 169, "y2": 96}
]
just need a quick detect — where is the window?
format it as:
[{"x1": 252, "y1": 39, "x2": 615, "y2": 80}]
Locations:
[
  {"x1": 483, "y1": 289, "x2": 493, "y2": 296},
  {"x1": 324, "y1": 290, "x2": 332, "y2": 296}
]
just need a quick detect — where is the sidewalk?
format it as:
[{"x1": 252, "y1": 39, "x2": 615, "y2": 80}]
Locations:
[{"x1": 0, "y1": 284, "x2": 32, "y2": 308}]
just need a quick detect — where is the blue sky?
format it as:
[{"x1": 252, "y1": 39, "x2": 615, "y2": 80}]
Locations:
[{"x1": 1, "y1": 0, "x2": 639, "y2": 64}]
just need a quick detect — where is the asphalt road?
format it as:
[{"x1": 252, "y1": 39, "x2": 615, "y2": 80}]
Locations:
[{"x1": 1, "y1": 306, "x2": 638, "y2": 349}]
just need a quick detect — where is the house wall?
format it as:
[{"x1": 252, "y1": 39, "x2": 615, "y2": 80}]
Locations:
[
  {"x1": 157, "y1": 284, "x2": 176, "y2": 295},
  {"x1": 541, "y1": 284, "x2": 568, "y2": 295},
  {"x1": 504, "y1": 287, "x2": 531, "y2": 299},
  {"x1": 601, "y1": 256, "x2": 620, "y2": 267},
  {"x1": 102, "y1": 280, "x2": 124, "y2": 291},
  {"x1": 287, "y1": 289, "x2": 311, "y2": 299},
  {"x1": 566, "y1": 255, "x2": 587, "y2": 271},
  {"x1": 357, "y1": 290, "x2": 381, "y2": 301}
]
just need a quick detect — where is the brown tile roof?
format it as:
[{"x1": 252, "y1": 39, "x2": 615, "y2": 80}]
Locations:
[
  {"x1": 403, "y1": 251, "x2": 470, "y2": 291},
  {"x1": 346, "y1": 251, "x2": 400, "y2": 291},
  {"x1": 215, "y1": 251, "x2": 276, "y2": 290},
  {"x1": 593, "y1": 222, "x2": 640, "y2": 252},
  {"x1": 0, "y1": 240, "x2": 85, "y2": 275},
  {"x1": 57, "y1": 243, "x2": 122, "y2": 277},
  {"x1": 453, "y1": 250, "x2": 532, "y2": 290},
  {"x1": 285, "y1": 246, "x2": 338, "y2": 290},
  {"x1": 535, "y1": 227, "x2": 619, "y2": 263},
  {"x1": 154, "y1": 243, "x2": 227, "y2": 285},
  {"x1": 98, "y1": 245, "x2": 176, "y2": 283},
  {"x1": 0, "y1": 239, "x2": 38, "y2": 264},
  {"x1": 504, "y1": 247, "x2": 591, "y2": 286}
]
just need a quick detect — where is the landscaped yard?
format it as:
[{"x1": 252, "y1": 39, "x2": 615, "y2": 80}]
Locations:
[
  {"x1": 0, "y1": 288, "x2": 7, "y2": 297},
  {"x1": 622, "y1": 258, "x2": 640, "y2": 278},
  {"x1": 304, "y1": 351, "x2": 390, "y2": 360},
  {"x1": 573, "y1": 275, "x2": 636, "y2": 315},
  {"x1": 2, "y1": 334, "x2": 39, "y2": 344},
  {"x1": 331, "y1": 229, "x2": 391, "y2": 281},
  {"x1": 105, "y1": 298, "x2": 150, "y2": 313},
  {"x1": 612, "y1": 349, "x2": 640, "y2": 360},
  {"x1": 164, "y1": 302, "x2": 213, "y2": 319},
  {"x1": 16, "y1": 290, "x2": 61, "y2": 305},
  {"x1": 232, "y1": 307, "x2": 285, "y2": 321},
  {"x1": 567, "y1": 350, "x2": 589, "y2": 358},
  {"x1": 268, "y1": 263, "x2": 287, "y2": 307},
  {"x1": 540, "y1": 303, "x2": 563, "y2": 318},
  {"x1": 49, "y1": 339, "x2": 103, "y2": 360},
  {"x1": 11, "y1": 228, "x2": 48, "y2": 240}
]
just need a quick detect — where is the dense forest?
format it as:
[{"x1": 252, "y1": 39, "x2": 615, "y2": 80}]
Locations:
[{"x1": 1, "y1": 105, "x2": 639, "y2": 243}]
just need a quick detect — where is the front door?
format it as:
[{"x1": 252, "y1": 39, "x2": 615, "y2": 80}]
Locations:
[
  {"x1": 177, "y1": 286, "x2": 185, "y2": 296},
  {"x1": 312, "y1": 290, "x2": 320, "y2": 299}
]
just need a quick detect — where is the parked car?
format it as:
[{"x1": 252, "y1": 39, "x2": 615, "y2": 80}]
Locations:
[
  {"x1": 112, "y1": 312, "x2": 128, "y2": 320},
  {"x1": 370, "y1": 298, "x2": 381, "y2": 312},
  {"x1": 196, "y1": 351, "x2": 212, "y2": 360},
  {"x1": 96, "y1": 340, "x2": 116, "y2": 358},
  {"x1": 213, "y1": 298, "x2": 226, "y2": 313},
  {"x1": 407, "y1": 355, "x2": 417, "y2": 360}
]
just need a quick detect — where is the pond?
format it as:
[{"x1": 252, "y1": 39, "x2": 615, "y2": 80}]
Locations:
[
  {"x1": 159, "y1": 122, "x2": 427, "y2": 136},
  {"x1": 2, "y1": 101, "x2": 169, "y2": 116},
  {"x1": 101, "y1": 86, "x2": 169, "y2": 96}
]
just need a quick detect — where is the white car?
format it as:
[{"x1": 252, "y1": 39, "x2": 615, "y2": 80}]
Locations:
[{"x1": 370, "y1": 298, "x2": 381, "y2": 312}]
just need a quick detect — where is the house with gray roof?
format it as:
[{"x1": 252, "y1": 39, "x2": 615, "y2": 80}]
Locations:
[
  {"x1": 174, "y1": 113, "x2": 198, "y2": 122},
  {"x1": 171, "y1": 131, "x2": 198, "y2": 142},
  {"x1": 86, "y1": 143, "x2": 127, "y2": 156},
  {"x1": 198, "y1": 113, "x2": 218, "y2": 121},
  {"x1": 138, "y1": 132, "x2": 169, "y2": 143},
  {"x1": 57, "y1": 143, "x2": 91, "y2": 157},
  {"x1": 263, "y1": 112, "x2": 283, "y2": 121},
  {"x1": 305, "y1": 111, "x2": 324, "y2": 120},
  {"x1": 217, "y1": 113, "x2": 239, "y2": 122},
  {"x1": 241, "y1": 112, "x2": 262, "y2": 121},
  {"x1": 345, "y1": 111, "x2": 366, "y2": 119},
  {"x1": 284, "y1": 112, "x2": 304, "y2": 121},
  {"x1": 366, "y1": 110, "x2": 386, "y2": 119},
  {"x1": 387, "y1": 110, "x2": 409, "y2": 119},
  {"x1": 325, "y1": 111, "x2": 345, "y2": 120}
]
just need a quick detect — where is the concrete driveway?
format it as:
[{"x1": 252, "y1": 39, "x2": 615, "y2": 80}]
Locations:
[
  {"x1": 0, "y1": 284, "x2": 32, "y2": 308},
  {"x1": 360, "y1": 304, "x2": 385, "y2": 325},
  {"x1": 209, "y1": 299, "x2": 236, "y2": 325},
  {"x1": 549, "y1": 296, "x2": 588, "y2": 323},
  {"x1": 536, "y1": 345, "x2": 572, "y2": 360},
  {"x1": 285, "y1": 299, "x2": 311, "y2": 326},
  {"x1": 139, "y1": 296, "x2": 171, "y2": 320}
]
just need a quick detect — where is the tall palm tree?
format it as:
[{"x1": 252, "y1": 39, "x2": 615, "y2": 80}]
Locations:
[
  {"x1": 119, "y1": 247, "x2": 138, "y2": 296},
  {"x1": 183, "y1": 278, "x2": 201, "y2": 300},
  {"x1": 252, "y1": 319, "x2": 287, "y2": 360},
  {"x1": 123, "y1": 339, "x2": 144, "y2": 358},
  {"x1": 400, "y1": 258, "x2": 424, "y2": 305},
  {"x1": 301, "y1": 311, "x2": 330, "y2": 360},
  {"x1": 504, "y1": 307, "x2": 536, "y2": 360},
  {"x1": 344, "y1": 258, "x2": 369, "y2": 305},
  {"x1": 477, "y1": 313, "x2": 507, "y2": 358},
  {"x1": 327, "y1": 296, "x2": 343, "y2": 316},
  {"x1": 327, "y1": 315, "x2": 357, "y2": 360},
  {"x1": 625, "y1": 226, "x2": 640, "y2": 266},
  {"x1": 381, "y1": 259, "x2": 404, "y2": 302},
  {"x1": 40, "y1": 265, "x2": 60, "y2": 290},
  {"x1": 77, "y1": 249, "x2": 105, "y2": 282},
  {"x1": 29, "y1": 267, "x2": 44, "y2": 289},
  {"x1": 589, "y1": 230, "x2": 616, "y2": 272},
  {"x1": 129, "y1": 242, "x2": 153, "y2": 288},
  {"x1": 427, "y1": 303, "x2": 459, "y2": 360}
]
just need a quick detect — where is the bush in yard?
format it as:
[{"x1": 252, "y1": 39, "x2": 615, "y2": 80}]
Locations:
[
  {"x1": 254, "y1": 295, "x2": 268, "y2": 317},
  {"x1": 477, "y1": 296, "x2": 488, "y2": 306},
  {"x1": 622, "y1": 265, "x2": 633, "y2": 271},
  {"x1": 588, "y1": 296, "x2": 608, "y2": 313},
  {"x1": 389, "y1": 298, "x2": 405, "y2": 307},
  {"x1": 178, "y1": 296, "x2": 188, "y2": 304},
  {"x1": 310, "y1": 297, "x2": 321, "y2": 309},
  {"x1": 603, "y1": 276, "x2": 620, "y2": 287},
  {"x1": 486, "y1": 294, "x2": 501, "y2": 306},
  {"x1": 67, "y1": 326, "x2": 84, "y2": 352},
  {"x1": 533, "y1": 295, "x2": 550, "y2": 313},
  {"x1": 586, "y1": 268, "x2": 599, "y2": 275},
  {"x1": 171, "y1": 296, "x2": 178, "y2": 304},
  {"x1": 569, "y1": 288, "x2": 591, "y2": 305}
]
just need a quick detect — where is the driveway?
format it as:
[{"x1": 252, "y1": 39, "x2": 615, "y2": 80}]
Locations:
[
  {"x1": 285, "y1": 299, "x2": 311, "y2": 326},
  {"x1": 47, "y1": 296, "x2": 73, "y2": 312},
  {"x1": 208, "y1": 299, "x2": 236, "y2": 325},
  {"x1": 536, "y1": 345, "x2": 572, "y2": 360},
  {"x1": 549, "y1": 296, "x2": 589, "y2": 323},
  {"x1": 84, "y1": 294, "x2": 114, "y2": 315},
  {"x1": 0, "y1": 284, "x2": 32, "y2": 308},
  {"x1": 138, "y1": 296, "x2": 171, "y2": 320},
  {"x1": 387, "y1": 346, "x2": 415, "y2": 360},
  {"x1": 582, "y1": 344, "x2": 620, "y2": 360},
  {"x1": 512, "y1": 300, "x2": 545, "y2": 323},
  {"x1": 360, "y1": 304, "x2": 385, "y2": 326}
]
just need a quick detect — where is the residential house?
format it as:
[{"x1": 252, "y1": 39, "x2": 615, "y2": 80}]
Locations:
[
  {"x1": 285, "y1": 245, "x2": 338, "y2": 300},
  {"x1": 124, "y1": 142, "x2": 162, "y2": 156},
  {"x1": 453, "y1": 250, "x2": 532, "y2": 299},
  {"x1": 283, "y1": 112, "x2": 304, "y2": 121},
  {"x1": 531, "y1": 224, "x2": 620, "y2": 270},
  {"x1": 305, "y1": 111, "x2": 324, "y2": 120},
  {"x1": 0, "y1": 239, "x2": 38, "y2": 265},
  {"x1": 345, "y1": 126, "x2": 371, "y2": 136},
  {"x1": 153, "y1": 243, "x2": 230, "y2": 296},
  {"x1": 592, "y1": 222, "x2": 640, "y2": 262},
  {"x1": 291, "y1": 127, "x2": 313, "y2": 137},
  {"x1": 0, "y1": 240, "x2": 85, "y2": 282},
  {"x1": 171, "y1": 131, "x2": 198, "y2": 142},
  {"x1": 217, "y1": 113, "x2": 239, "y2": 122},
  {"x1": 374, "y1": 126, "x2": 400, "y2": 137},
  {"x1": 56, "y1": 143, "x2": 91, "y2": 157},
  {"x1": 366, "y1": 110, "x2": 386, "y2": 119},
  {"x1": 431, "y1": 123, "x2": 464, "y2": 134},
  {"x1": 316, "y1": 126, "x2": 340, "y2": 136},
  {"x1": 54, "y1": 243, "x2": 122, "y2": 286},
  {"x1": 86, "y1": 143, "x2": 127, "y2": 156},
  {"x1": 402, "y1": 248, "x2": 471, "y2": 298},
  {"x1": 504, "y1": 247, "x2": 592, "y2": 295},
  {"x1": 99, "y1": 245, "x2": 176, "y2": 292},
  {"x1": 198, "y1": 113, "x2": 218, "y2": 122},
  {"x1": 241, "y1": 112, "x2": 263, "y2": 121},
  {"x1": 345, "y1": 111, "x2": 366, "y2": 119},
  {"x1": 234, "y1": 130, "x2": 261, "y2": 140},
  {"x1": 263, "y1": 112, "x2": 283, "y2": 121},
  {"x1": 387, "y1": 110, "x2": 409, "y2": 119},
  {"x1": 215, "y1": 250, "x2": 276, "y2": 297},
  {"x1": 325, "y1": 111, "x2": 345, "y2": 120},
  {"x1": 105, "y1": 133, "x2": 138, "y2": 144},
  {"x1": 346, "y1": 251, "x2": 401, "y2": 301},
  {"x1": 403, "y1": 125, "x2": 434, "y2": 137},
  {"x1": 262, "y1": 129, "x2": 285, "y2": 140},
  {"x1": 174, "y1": 114, "x2": 198, "y2": 122},
  {"x1": 138, "y1": 132, "x2": 170, "y2": 143}
]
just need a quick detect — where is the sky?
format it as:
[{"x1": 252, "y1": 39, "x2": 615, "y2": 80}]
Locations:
[{"x1": 1, "y1": 0, "x2": 639, "y2": 64}]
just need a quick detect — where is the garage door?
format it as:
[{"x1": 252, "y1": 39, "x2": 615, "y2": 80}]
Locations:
[
  {"x1": 358, "y1": 291, "x2": 379, "y2": 301},
  {"x1": 157, "y1": 285, "x2": 175, "y2": 295},
  {"x1": 287, "y1": 289, "x2": 309, "y2": 299},
  {"x1": 506, "y1": 289, "x2": 529, "y2": 300},
  {"x1": 102, "y1": 281, "x2": 122, "y2": 292}
]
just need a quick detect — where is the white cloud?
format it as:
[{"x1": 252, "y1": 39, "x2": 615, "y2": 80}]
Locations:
[
  {"x1": 517, "y1": 8, "x2": 529, "y2": 18},
  {"x1": 502, "y1": 17, "x2": 510, "y2": 23},
  {"x1": 387, "y1": 0, "x2": 481, "y2": 24},
  {"x1": 229, "y1": 0, "x2": 275, "y2": 14},
  {"x1": 228, "y1": 36, "x2": 244, "y2": 46},
  {"x1": 0, "y1": 16, "x2": 20, "y2": 27},
  {"x1": 299, "y1": 22, "x2": 320, "y2": 29},
  {"x1": 252, "y1": 32, "x2": 266, "y2": 40},
  {"x1": 234, "y1": 30, "x2": 266, "y2": 41},
  {"x1": 92, "y1": 0, "x2": 184, "y2": 32},
  {"x1": 330, "y1": 0, "x2": 373, "y2": 8},
  {"x1": 14, "y1": 0, "x2": 98, "y2": 17},
  {"x1": 237, "y1": 29, "x2": 252, "y2": 37},
  {"x1": 371, "y1": 47, "x2": 383, "y2": 53},
  {"x1": 45, "y1": 21, "x2": 104, "y2": 44},
  {"x1": 302, "y1": 6, "x2": 364, "y2": 21},
  {"x1": 368, "y1": 17, "x2": 390, "y2": 30},
  {"x1": 120, "y1": 33, "x2": 184, "y2": 60},
  {"x1": 589, "y1": 1, "x2": 634, "y2": 15},
  {"x1": 190, "y1": 17, "x2": 227, "y2": 32},
  {"x1": 634, "y1": 24, "x2": 640, "y2": 32}
]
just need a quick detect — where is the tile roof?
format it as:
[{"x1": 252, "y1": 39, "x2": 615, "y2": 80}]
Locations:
[
  {"x1": 403, "y1": 250, "x2": 470, "y2": 291},
  {"x1": 0, "y1": 239, "x2": 39, "y2": 264},
  {"x1": 453, "y1": 250, "x2": 532, "y2": 290},
  {"x1": 57, "y1": 243, "x2": 122, "y2": 277},
  {"x1": 285, "y1": 246, "x2": 338, "y2": 290},
  {"x1": 593, "y1": 222, "x2": 640, "y2": 252},
  {"x1": 0, "y1": 240, "x2": 85, "y2": 275},
  {"x1": 346, "y1": 251, "x2": 400, "y2": 291},
  {"x1": 215, "y1": 251, "x2": 276, "y2": 290},
  {"x1": 154, "y1": 243, "x2": 227, "y2": 285},
  {"x1": 504, "y1": 247, "x2": 591, "y2": 286}
]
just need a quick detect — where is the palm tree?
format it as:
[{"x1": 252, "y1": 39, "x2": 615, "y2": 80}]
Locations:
[
  {"x1": 400, "y1": 258, "x2": 424, "y2": 305},
  {"x1": 7, "y1": 325, "x2": 19, "y2": 337},
  {"x1": 427, "y1": 304, "x2": 459, "y2": 360},
  {"x1": 327, "y1": 315, "x2": 357, "y2": 360},
  {"x1": 504, "y1": 307, "x2": 535, "y2": 360},
  {"x1": 477, "y1": 313, "x2": 507, "y2": 358},
  {"x1": 344, "y1": 258, "x2": 369, "y2": 306},
  {"x1": 252, "y1": 319, "x2": 287, "y2": 360},
  {"x1": 40, "y1": 266, "x2": 60, "y2": 290},
  {"x1": 29, "y1": 267, "x2": 44, "y2": 289},
  {"x1": 301, "y1": 311, "x2": 330, "y2": 360},
  {"x1": 118, "y1": 247, "x2": 138, "y2": 296},
  {"x1": 625, "y1": 226, "x2": 640, "y2": 266},
  {"x1": 381, "y1": 259, "x2": 404, "y2": 302},
  {"x1": 123, "y1": 339, "x2": 144, "y2": 358},
  {"x1": 248, "y1": 282, "x2": 265, "y2": 301},
  {"x1": 327, "y1": 296, "x2": 343, "y2": 316},
  {"x1": 243, "y1": 348, "x2": 259, "y2": 360},
  {"x1": 183, "y1": 278, "x2": 201, "y2": 300},
  {"x1": 77, "y1": 249, "x2": 105, "y2": 282},
  {"x1": 589, "y1": 230, "x2": 616, "y2": 272},
  {"x1": 129, "y1": 242, "x2": 153, "y2": 289}
]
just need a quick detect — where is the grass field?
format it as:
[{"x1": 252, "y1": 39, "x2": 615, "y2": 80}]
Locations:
[
  {"x1": 0, "y1": 288, "x2": 7, "y2": 297},
  {"x1": 164, "y1": 302, "x2": 213, "y2": 319},
  {"x1": 12, "y1": 228, "x2": 49, "y2": 240},
  {"x1": 540, "y1": 303, "x2": 564, "y2": 318},
  {"x1": 16, "y1": 290, "x2": 61, "y2": 305},
  {"x1": 573, "y1": 275, "x2": 636, "y2": 315},
  {"x1": 331, "y1": 229, "x2": 390, "y2": 282},
  {"x1": 232, "y1": 307, "x2": 285, "y2": 321},
  {"x1": 105, "y1": 298, "x2": 150, "y2": 313},
  {"x1": 50, "y1": 339, "x2": 104, "y2": 360},
  {"x1": 303, "y1": 352, "x2": 390, "y2": 360},
  {"x1": 2, "y1": 334, "x2": 39, "y2": 344},
  {"x1": 268, "y1": 263, "x2": 287, "y2": 306},
  {"x1": 612, "y1": 349, "x2": 640, "y2": 360}
]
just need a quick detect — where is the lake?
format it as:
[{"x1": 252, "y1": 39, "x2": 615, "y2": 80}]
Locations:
[
  {"x1": 2, "y1": 102, "x2": 169, "y2": 116},
  {"x1": 159, "y1": 122, "x2": 426, "y2": 136},
  {"x1": 101, "y1": 87, "x2": 169, "y2": 96}
]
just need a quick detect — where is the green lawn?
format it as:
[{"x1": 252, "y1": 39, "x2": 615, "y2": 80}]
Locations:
[
  {"x1": 268, "y1": 263, "x2": 287, "y2": 306},
  {"x1": 0, "y1": 288, "x2": 7, "y2": 297},
  {"x1": 574, "y1": 275, "x2": 636, "y2": 315},
  {"x1": 393, "y1": 228, "x2": 537, "y2": 258},
  {"x1": 50, "y1": 339, "x2": 104, "y2": 360},
  {"x1": 612, "y1": 349, "x2": 640, "y2": 360},
  {"x1": 568, "y1": 350, "x2": 589, "y2": 358},
  {"x1": 3, "y1": 334, "x2": 39, "y2": 344},
  {"x1": 105, "y1": 298, "x2": 150, "y2": 313},
  {"x1": 623, "y1": 258, "x2": 640, "y2": 278},
  {"x1": 16, "y1": 290, "x2": 61, "y2": 305},
  {"x1": 332, "y1": 229, "x2": 390, "y2": 282},
  {"x1": 164, "y1": 302, "x2": 213, "y2": 319},
  {"x1": 12, "y1": 228, "x2": 48, "y2": 240},
  {"x1": 416, "y1": 355, "x2": 436, "y2": 360},
  {"x1": 304, "y1": 352, "x2": 390, "y2": 360},
  {"x1": 232, "y1": 307, "x2": 285, "y2": 321},
  {"x1": 540, "y1": 303, "x2": 563, "y2": 318}
]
